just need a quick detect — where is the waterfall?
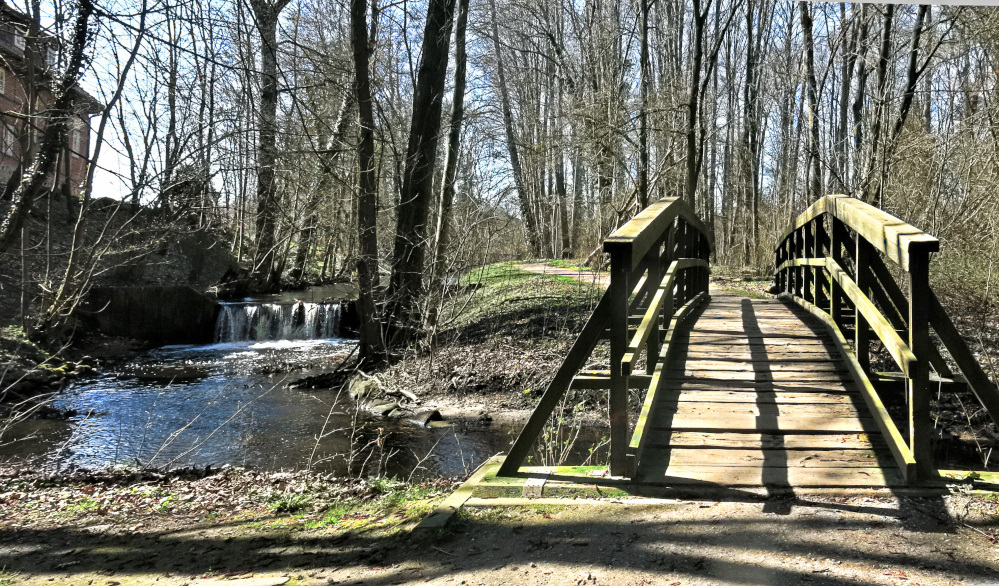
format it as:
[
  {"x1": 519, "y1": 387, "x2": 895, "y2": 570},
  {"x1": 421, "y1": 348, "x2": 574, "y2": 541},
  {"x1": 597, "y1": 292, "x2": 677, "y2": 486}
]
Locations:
[{"x1": 214, "y1": 302, "x2": 341, "y2": 342}]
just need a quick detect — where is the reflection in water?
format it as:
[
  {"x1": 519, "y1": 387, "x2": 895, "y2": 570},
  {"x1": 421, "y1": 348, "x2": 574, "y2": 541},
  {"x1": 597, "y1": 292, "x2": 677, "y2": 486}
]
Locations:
[{"x1": 0, "y1": 340, "x2": 520, "y2": 479}]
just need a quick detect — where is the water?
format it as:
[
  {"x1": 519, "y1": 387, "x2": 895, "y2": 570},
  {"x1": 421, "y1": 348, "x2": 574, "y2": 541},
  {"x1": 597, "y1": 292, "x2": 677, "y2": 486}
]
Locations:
[
  {"x1": 0, "y1": 327, "x2": 525, "y2": 479},
  {"x1": 215, "y1": 302, "x2": 341, "y2": 342}
]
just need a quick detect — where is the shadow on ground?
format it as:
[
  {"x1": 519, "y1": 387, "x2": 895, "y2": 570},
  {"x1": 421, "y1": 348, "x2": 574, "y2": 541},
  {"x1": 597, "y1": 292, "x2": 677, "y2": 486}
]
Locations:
[{"x1": 2, "y1": 492, "x2": 996, "y2": 585}]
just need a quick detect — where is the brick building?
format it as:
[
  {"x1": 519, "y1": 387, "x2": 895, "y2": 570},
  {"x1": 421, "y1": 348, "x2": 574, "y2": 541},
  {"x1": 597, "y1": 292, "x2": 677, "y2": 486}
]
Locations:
[{"x1": 0, "y1": 4, "x2": 101, "y2": 193}]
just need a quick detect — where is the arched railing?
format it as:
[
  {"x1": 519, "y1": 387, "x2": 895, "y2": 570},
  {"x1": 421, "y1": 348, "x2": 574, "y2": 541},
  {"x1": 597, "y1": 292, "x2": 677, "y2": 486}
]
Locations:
[
  {"x1": 498, "y1": 197, "x2": 713, "y2": 478},
  {"x1": 775, "y1": 195, "x2": 999, "y2": 483}
]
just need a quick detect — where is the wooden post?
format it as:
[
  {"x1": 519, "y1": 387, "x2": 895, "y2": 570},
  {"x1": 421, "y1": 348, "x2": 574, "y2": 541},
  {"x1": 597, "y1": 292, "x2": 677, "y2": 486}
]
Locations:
[
  {"x1": 609, "y1": 249, "x2": 630, "y2": 476},
  {"x1": 794, "y1": 229, "x2": 803, "y2": 298},
  {"x1": 813, "y1": 218, "x2": 828, "y2": 308},
  {"x1": 645, "y1": 236, "x2": 662, "y2": 375},
  {"x1": 775, "y1": 238, "x2": 783, "y2": 293},
  {"x1": 804, "y1": 222, "x2": 814, "y2": 304},
  {"x1": 855, "y1": 236, "x2": 872, "y2": 374},
  {"x1": 908, "y1": 250, "x2": 932, "y2": 479},
  {"x1": 830, "y1": 218, "x2": 846, "y2": 325}
]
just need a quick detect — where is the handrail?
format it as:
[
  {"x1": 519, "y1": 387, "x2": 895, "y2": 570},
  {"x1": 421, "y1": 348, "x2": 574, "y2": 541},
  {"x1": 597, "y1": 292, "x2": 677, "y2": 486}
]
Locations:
[
  {"x1": 780, "y1": 194, "x2": 938, "y2": 271},
  {"x1": 775, "y1": 194, "x2": 999, "y2": 484},
  {"x1": 498, "y1": 196, "x2": 712, "y2": 478}
]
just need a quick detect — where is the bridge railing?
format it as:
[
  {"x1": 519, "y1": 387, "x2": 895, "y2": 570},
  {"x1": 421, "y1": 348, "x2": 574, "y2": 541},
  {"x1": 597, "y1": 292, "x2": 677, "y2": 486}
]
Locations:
[
  {"x1": 498, "y1": 197, "x2": 712, "y2": 478},
  {"x1": 775, "y1": 195, "x2": 999, "y2": 482}
]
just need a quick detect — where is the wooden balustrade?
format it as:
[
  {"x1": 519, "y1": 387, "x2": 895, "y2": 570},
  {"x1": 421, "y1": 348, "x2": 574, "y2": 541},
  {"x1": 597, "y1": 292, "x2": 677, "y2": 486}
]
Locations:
[
  {"x1": 498, "y1": 197, "x2": 713, "y2": 478},
  {"x1": 775, "y1": 195, "x2": 999, "y2": 483}
]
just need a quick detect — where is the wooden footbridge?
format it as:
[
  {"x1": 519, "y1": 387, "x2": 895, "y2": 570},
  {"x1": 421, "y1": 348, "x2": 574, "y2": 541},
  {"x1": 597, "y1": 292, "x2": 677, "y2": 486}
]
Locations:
[{"x1": 488, "y1": 195, "x2": 999, "y2": 494}]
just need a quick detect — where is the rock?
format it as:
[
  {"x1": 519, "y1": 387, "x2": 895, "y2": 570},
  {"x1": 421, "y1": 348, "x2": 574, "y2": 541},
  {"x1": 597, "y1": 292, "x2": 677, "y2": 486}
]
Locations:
[
  {"x1": 348, "y1": 376, "x2": 380, "y2": 401},
  {"x1": 407, "y1": 409, "x2": 443, "y2": 427},
  {"x1": 366, "y1": 399, "x2": 399, "y2": 417}
]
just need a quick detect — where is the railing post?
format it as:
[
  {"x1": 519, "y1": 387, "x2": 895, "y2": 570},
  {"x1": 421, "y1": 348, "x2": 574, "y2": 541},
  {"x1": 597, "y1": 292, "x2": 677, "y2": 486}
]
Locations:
[
  {"x1": 908, "y1": 250, "x2": 932, "y2": 479},
  {"x1": 830, "y1": 218, "x2": 846, "y2": 325},
  {"x1": 674, "y1": 221, "x2": 686, "y2": 304},
  {"x1": 775, "y1": 238, "x2": 783, "y2": 293},
  {"x1": 855, "y1": 236, "x2": 872, "y2": 374},
  {"x1": 804, "y1": 222, "x2": 814, "y2": 304},
  {"x1": 609, "y1": 249, "x2": 630, "y2": 477},
  {"x1": 789, "y1": 230, "x2": 798, "y2": 296},
  {"x1": 795, "y1": 228, "x2": 804, "y2": 298},
  {"x1": 663, "y1": 222, "x2": 676, "y2": 338},
  {"x1": 701, "y1": 233, "x2": 710, "y2": 294},
  {"x1": 645, "y1": 236, "x2": 662, "y2": 375},
  {"x1": 813, "y1": 218, "x2": 828, "y2": 308}
]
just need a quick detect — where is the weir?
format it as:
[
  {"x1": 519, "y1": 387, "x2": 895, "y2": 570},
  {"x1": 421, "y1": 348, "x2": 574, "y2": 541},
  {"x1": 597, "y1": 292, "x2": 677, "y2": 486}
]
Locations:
[{"x1": 215, "y1": 301, "x2": 342, "y2": 342}]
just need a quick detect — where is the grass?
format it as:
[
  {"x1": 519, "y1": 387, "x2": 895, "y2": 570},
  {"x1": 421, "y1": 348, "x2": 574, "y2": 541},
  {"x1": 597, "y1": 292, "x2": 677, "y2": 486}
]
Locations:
[
  {"x1": 440, "y1": 261, "x2": 602, "y2": 343},
  {"x1": 268, "y1": 491, "x2": 312, "y2": 513},
  {"x1": 546, "y1": 259, "x2": 592, "y2": 272},
  {"x1": 0, "y1": 570, "x2": 16, "y2": 586},
  {"x1": 57, "y1": 496, "x2": 101, "y2": 517}
]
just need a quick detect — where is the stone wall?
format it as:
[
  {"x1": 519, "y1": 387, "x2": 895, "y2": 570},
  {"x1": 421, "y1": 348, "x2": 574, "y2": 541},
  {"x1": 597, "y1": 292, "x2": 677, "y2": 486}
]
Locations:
[{"x1": 80, "y1": 286, "x2": 219, "y2": 345}]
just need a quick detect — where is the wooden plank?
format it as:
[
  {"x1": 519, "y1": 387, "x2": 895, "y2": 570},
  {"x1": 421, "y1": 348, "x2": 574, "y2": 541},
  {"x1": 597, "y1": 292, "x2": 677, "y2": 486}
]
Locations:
[
  {"x1": 682, "y1": 351, "x2": 838, "y2": 360},
  {"x1": 667, "y1": 402, "x2": 864, "y2": 418},
  {"x1": 650, "y1": 414, "x2": 876, "y2": 433},
  {"x1": 678, "y1": 360, "x2": 848, "y2": 372},
  {"x1": 649, "y1": 447, "x2": 887, "y2": 468},
  {"x1": 660, "y1": 381, "x2": 859, "y2": 393},
  {"x1": 656, "y1": 389, "x2": 856, "y2": 403},
  {"x1": 641, "y1": 465, "x2": 904, "y2": 487},
  {"x1": 657, "y1": 432, "x2": 878, "y2": 450},
  {"x1": 664, "y1": 369, "x2": 853, "y2": 382},
  {"x1": 684, "y1": 337, "x2": 835, "y2": 346}
]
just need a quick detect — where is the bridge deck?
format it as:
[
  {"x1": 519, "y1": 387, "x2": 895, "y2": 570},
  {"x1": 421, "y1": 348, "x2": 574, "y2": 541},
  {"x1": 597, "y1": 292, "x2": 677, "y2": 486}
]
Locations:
[{"x1": 636, "y1": 294, "x2": 905, "y2": 487}]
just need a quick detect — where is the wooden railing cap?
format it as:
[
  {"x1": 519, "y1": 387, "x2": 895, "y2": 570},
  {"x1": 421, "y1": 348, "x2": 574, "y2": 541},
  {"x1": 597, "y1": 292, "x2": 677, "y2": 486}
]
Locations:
[
  {"x1": 779, "y1": 194, "x2": 938, "y2": 272},
  {"x1": 604, "y1": 197, "x2": 713, "y2": 269}
]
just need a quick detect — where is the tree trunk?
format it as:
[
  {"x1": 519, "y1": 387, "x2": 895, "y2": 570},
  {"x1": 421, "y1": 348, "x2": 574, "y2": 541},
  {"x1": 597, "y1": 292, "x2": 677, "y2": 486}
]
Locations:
[
  {"x1": 291, "y1": 91, "x2": 355, "y2": 283},
  {"x1": 861, "y1": 4, "x2": 894, "y2": 202},
  {"x1": 491, "y1": 0, "x2": 542, "y2": 256},
  {"x1": 426, "y1": 0, "x2": 470, "y2": 330},
  {"x1": 351, "y1": 0, "x2": 384, "y2": 363},
  {"x1": 387, "y1": 0, "x2": 458, "y2": 343},
  {"x1": 683, "y1": 0, "x2": 708, "y2": 208},
  {"x1": 637, "y1": 0, "x2": 651, "y2": 210},
  {"x1": 800, "y1": 1, "x2": 822, "y2": 200},
  {"x1": 250, "y1": 0, "x2": 292, "y2": 289}
]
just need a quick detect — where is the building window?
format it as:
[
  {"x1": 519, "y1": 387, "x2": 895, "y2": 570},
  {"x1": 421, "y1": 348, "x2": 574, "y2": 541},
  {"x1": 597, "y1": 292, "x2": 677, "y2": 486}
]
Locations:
[
  {"x1": 13, "y1": 31, "x2": 24, "y2": 51},
  {"x1": 71, "y1": 129, "x2": 80, "y2": 153},
  {"x1": 0, "y1": 69, "x2": 6, "y2": 95},
  {"x1": 3, "y1": 125, "x2": 16, "y2": 157},
  {"x1": 46, "y1": 48, "x2": 57, "y2": 68}
]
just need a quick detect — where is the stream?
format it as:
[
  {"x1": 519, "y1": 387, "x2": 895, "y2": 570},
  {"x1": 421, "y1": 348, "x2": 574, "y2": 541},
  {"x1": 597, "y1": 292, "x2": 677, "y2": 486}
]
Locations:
[{"x1": 0, "y1": 297, "x2": 527, "y2": 480}]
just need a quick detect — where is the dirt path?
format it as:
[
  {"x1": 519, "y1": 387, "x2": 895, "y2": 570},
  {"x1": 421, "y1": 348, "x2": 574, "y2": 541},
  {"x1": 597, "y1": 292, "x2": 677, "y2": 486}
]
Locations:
[
  {"x1": 3, "y1": 490, "x2": 998, "y2": 585},
  {"x1": 516, "y1": 262, "x2": 611, "y2": 289}
]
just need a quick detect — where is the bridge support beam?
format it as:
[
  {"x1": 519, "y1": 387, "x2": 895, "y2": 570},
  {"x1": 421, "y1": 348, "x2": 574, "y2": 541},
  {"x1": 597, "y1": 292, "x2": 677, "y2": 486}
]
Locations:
[
  {"x1": 609, "y1": 251, "x2": 630, "y2": 477},
  {"x1": 908, "y1": 251, "x2": 932, "y2": 479}
]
